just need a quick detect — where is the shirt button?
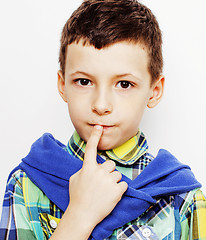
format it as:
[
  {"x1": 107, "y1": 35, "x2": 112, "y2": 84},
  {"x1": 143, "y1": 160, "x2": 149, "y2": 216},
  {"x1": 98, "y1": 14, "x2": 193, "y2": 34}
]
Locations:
[
  {"x1": 50, "y1": 219, "x2": 58, "y2": 229},
  {"x1": 142, "y1": 227, "x2": 151, "y2": 238}
]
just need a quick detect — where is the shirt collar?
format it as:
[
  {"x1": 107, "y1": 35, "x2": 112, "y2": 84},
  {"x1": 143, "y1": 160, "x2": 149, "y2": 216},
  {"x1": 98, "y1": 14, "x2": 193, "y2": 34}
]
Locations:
[{"x1": 67, "y1": 130, "x2": 148, "y2": 165}]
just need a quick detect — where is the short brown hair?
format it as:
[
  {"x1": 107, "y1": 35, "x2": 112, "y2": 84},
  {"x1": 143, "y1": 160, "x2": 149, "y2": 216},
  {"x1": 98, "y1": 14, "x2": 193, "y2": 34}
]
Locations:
[{"x1": 59, "y1": 0, "x2": 163, "y2": 83}]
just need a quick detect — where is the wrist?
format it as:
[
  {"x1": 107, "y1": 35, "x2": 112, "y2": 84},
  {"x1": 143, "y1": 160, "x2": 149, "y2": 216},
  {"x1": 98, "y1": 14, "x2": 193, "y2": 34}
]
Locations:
[
  {"x1": 64, "y1": 204, "x2": 96, "y2": 237},
  {"x1": 50, "y1": 204, "x2": 96, "y2": 240},
  {"x1": 68, "y1": 204, "x2": 97, "y2": 227}
]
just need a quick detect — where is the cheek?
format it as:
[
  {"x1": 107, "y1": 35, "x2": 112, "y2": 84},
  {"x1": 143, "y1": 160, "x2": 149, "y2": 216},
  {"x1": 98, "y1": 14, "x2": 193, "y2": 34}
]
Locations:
[
  {"x1": 123, "y1": 98, "x2": 148, "y2": 123},
  {"x1": 67, "y1": 100, "x2": 91, "y2": 137},
  {"x1": 67, "y1": 92, "x2": 88, "y2": 115},
  {"x1": 67, "y1": 101, "x2": 82, "y2": 124}
]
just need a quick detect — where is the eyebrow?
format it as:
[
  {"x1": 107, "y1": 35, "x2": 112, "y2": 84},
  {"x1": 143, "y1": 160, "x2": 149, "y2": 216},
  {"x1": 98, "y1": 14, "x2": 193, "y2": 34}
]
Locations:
[
  {"x1": 69, "y1": 71, "x2": 141, "y2": 82},
  {"x1": 69, "y1": 71, "x2": 94, "y2": 78},
  {"x1": 115, "y1": 73, "x2": 141, "y2": 81}
]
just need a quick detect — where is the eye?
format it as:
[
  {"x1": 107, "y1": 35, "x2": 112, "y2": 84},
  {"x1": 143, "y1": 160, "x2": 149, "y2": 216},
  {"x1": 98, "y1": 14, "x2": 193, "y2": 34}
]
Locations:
[
  {"x1": 116, "y1": 81, "x2": 133, "y2": 89},
  {"x1": 75, "y1": 78, "x2": 91, "y2": 86}
]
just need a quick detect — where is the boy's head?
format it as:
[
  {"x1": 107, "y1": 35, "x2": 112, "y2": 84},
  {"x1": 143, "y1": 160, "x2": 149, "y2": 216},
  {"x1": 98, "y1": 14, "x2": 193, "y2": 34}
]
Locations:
[
  {"x1": 57, "y1": 0, "x2": 164, "y2": 150},
  {"x1": 59, "y1": 0, "x2": 163, "y2": 84}
]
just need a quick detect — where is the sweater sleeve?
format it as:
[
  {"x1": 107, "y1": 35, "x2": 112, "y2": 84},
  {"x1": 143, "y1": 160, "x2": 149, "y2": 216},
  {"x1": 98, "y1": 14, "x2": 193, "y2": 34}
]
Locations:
[
  {"x1": 180, "y1": 189, "x2": 206, "y2": 239},
  {"x1": 0, "y1": 169, "x2": 38, "y2": 240}
]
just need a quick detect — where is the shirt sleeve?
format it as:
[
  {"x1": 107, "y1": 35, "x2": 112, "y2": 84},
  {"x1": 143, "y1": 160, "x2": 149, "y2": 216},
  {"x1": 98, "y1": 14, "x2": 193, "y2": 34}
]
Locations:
[
  {"x1": 0, "y1": 169, "x2": 37, "y2": 240},
  {"x1": 180, "y1": 189, "x2": 206, "y2": 239}
]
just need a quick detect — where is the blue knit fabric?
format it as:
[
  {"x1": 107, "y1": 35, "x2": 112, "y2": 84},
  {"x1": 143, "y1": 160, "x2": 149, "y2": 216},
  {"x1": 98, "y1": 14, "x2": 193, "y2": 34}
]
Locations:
[{"x1": 17, "y1": 133, "x2": 201, "y2": 240}]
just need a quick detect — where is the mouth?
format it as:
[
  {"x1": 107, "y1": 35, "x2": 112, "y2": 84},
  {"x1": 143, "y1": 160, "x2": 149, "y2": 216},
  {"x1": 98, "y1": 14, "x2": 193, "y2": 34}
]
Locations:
[{"x1": 88, "y1": 123, "x2": 115, "y2": 130}]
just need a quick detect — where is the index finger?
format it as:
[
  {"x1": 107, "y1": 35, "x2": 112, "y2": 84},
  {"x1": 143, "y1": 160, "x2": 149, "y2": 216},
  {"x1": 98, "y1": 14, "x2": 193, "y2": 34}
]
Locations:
[{"x1": 83, "y1": 125, "x2": 103, "y2": 167}]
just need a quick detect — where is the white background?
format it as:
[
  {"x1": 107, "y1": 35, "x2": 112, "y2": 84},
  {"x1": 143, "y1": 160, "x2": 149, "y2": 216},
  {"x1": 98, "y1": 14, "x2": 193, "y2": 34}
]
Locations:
[{"x1": 0, "y1": 0, "x2": 206, "y2": 214}]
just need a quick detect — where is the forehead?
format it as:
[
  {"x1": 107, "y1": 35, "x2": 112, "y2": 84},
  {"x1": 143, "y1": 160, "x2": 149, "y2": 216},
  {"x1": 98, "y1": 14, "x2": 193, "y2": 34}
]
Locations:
[{"x1": 65, "y1": 40, "x2": 151, "y2": 82}]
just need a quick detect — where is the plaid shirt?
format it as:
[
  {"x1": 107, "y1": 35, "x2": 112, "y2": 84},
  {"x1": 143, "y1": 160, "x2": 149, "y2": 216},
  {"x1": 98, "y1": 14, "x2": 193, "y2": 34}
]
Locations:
[{"x1": 0, "y1": 131, "x2": 206, "y2": 239}]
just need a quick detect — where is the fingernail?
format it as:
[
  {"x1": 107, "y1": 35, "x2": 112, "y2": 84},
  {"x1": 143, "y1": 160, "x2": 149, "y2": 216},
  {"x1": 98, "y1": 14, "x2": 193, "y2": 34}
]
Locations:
[{"x1": 94, "y1": 125, "x2": 103, "y2": 130}]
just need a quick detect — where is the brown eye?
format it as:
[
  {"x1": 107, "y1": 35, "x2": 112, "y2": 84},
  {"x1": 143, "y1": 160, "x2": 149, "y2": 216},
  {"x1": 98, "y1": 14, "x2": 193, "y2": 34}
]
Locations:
[
  {"x1": 75, "y1": 79, "x2": 91, "y2": 86},
  {"x1": 117, "y1": 81, "x2": 132, "y2": 89}
]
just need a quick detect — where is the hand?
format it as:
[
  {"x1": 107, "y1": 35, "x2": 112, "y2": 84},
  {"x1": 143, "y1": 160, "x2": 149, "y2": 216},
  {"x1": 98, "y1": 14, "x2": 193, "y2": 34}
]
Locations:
[
  {"x1": 50, "y1": 125, "x2": 128, "y2": 239},
  {"x1": 68, "y1": 125, "x2": 128, "y2": 227}
]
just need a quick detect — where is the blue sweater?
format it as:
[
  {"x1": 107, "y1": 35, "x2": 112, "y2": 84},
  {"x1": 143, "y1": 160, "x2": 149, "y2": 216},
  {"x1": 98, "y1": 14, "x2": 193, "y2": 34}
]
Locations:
[{"x1": 11, "y1": 133, "x2": 201, "y2": 239}]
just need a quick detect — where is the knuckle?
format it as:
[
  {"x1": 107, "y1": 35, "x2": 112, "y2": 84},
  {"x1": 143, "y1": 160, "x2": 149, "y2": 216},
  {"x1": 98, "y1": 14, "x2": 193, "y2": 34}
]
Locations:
[
  {"x1": 113, "y1": 171, "x2": 122, "y2": 181},
  {"x1": 105, "y1": 160, "x2": 116, "y2": 169},
  {"x1": 112, "y1": 181, "x2": 128, "y2": 202},
  {"x1": 117, "y1": 171, "x2": 122, "y2": 178},
  {"x1": 109, "y1": 160, "x2": 116, "y2": 167},
  {"x1": 117, "y1": 172, "x2": 122, "y2": 181},
  {"x1": 114, "y1": 188, "x2": 124, "y2": 202},
  {"x1": 120, "y1": 181, "x2": 128, "y2": 192},
  {"x1": 101, "y1": 161, "x2": 108, "y2": 169}
]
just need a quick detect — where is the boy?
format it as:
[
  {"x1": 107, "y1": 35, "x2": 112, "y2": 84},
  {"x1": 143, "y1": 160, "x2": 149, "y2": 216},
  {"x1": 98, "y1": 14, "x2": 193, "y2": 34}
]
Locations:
[{"x1": 0, "y1": 0, "x2": 205, "y2": 239}]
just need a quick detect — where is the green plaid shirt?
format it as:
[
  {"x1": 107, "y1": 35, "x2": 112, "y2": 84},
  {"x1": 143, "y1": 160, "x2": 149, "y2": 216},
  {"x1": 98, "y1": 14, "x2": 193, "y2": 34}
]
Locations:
[{"x1": 1, "y1": 131, "x2": 206, "y2": 239}]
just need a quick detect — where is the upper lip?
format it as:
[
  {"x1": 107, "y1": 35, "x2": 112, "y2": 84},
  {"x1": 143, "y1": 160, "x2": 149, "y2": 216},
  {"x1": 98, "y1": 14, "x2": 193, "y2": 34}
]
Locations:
[{"x1": 89, "y1": 123, "x2": 114, "y2": 127}]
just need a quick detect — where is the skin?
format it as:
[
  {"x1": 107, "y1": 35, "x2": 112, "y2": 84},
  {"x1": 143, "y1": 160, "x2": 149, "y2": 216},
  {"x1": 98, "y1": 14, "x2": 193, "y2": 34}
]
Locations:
[
  {"x1": 51, "y1": 41, "x2": 164, "y2": 239},
  {"x1": 58, "y1": 41, "x2": 164, "y2": 151},
  {"x1": 50, "y1": 126, "x2": 128, "y2": 239}
]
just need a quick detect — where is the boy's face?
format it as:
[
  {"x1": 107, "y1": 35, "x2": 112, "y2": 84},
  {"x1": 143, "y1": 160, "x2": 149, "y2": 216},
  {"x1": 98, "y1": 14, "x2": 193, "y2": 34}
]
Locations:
[{"x1": 58, "y1": 41, "x2": 164, "y2": 150}]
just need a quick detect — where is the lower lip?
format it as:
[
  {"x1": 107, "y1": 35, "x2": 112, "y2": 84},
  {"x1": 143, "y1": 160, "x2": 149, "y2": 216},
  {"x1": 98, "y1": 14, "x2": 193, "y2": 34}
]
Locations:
[{"x1": 102, "y1": 126, "x2": 113, "y2": 131}]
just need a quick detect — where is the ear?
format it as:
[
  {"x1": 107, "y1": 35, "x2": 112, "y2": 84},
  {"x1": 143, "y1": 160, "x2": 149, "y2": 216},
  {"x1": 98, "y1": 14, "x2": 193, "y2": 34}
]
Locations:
[
  {"x1": 147, "y1": 75, "x2": 165, "y2": 108},
  {"x1": 57, "y1": 70, "x2": 68, "y2": 103}
]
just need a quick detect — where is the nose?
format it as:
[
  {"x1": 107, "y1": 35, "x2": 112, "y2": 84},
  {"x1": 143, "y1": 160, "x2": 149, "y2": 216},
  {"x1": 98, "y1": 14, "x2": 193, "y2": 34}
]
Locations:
[{"x1": 92, "y1": 88, "x2": 113, "y2": 115}]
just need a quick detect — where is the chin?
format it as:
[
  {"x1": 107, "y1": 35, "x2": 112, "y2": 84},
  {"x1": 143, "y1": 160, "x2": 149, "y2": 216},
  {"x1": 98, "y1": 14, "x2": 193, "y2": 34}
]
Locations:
[
  {"x1": 97, "y1": 140, "x2": 113, "y2": 151},
  {"x1": 97, "y1": 144, "x2": 111, "y2": 151},
  {"x1": 97, "y1": 136, "x2": 122, "y2": 151}
]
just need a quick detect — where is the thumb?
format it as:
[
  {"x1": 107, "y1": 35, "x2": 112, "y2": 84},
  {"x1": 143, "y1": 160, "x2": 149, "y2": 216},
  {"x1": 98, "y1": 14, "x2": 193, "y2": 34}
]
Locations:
[{"x1": 83, "y1": 125, "x2": 103, "y2": 167}]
